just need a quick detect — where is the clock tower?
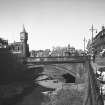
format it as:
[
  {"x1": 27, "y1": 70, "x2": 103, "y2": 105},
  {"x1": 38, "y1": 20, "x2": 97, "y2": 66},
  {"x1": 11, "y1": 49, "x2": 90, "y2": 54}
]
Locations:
[{"x1": 20, "y1": 25, "x2": 29, "y2": 57}]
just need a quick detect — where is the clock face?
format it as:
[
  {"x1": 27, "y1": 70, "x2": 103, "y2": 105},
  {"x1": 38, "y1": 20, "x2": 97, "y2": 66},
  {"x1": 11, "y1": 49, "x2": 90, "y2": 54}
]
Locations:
[
  {"x1": 20, "y1": 33, "x2": 25, "y2": 39},
  {"x1": 20, "y1": 33, "x2": 28, "y2": 40}
]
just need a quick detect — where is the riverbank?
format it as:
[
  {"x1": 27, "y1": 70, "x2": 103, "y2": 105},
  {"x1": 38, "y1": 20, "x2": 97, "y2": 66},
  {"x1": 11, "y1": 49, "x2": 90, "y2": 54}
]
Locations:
[
  {"x1": 0, "y1": 81, "x2": 34, "y2": 105},
  {"x1": 40, "y1": 82, "x2": 88, "y2": 105}
]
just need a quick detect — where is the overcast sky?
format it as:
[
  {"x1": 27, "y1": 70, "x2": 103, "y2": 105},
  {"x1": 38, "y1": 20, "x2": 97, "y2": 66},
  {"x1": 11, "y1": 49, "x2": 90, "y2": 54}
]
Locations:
[{"x1": 0, "y1": 0, "x2": 105, "y2": 50}]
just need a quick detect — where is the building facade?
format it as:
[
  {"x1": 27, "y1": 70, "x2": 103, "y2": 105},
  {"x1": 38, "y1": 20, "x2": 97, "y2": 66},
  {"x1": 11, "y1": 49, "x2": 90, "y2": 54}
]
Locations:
[
  {"x1": 91, "y1": 26, "x2": 105, "y2": 54},
  {"x1": 9, "y1": 25, "x2": 29, "y2": 57}
]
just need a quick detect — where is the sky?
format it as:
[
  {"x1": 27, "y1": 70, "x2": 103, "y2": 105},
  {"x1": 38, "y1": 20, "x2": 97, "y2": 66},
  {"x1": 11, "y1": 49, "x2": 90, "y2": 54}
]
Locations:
[{"x1": 0, "y1": 0, "x2": 105, "y2": 50}]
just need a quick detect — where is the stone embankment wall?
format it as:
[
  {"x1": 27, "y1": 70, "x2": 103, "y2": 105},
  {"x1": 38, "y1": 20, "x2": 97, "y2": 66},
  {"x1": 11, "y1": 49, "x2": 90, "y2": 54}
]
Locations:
[
  {"x1": 0, "y1": 48, "x2": 31, "y2": 83},
  {"x1": 84, "y1": 62, "x2": 104, "y2": 105}
]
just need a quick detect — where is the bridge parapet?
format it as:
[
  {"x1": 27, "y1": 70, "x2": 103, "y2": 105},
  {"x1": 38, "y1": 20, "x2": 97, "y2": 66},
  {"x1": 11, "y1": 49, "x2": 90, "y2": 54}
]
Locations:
[{"x1": 26, "y1": 56, "x2": 90, "y2": 64}]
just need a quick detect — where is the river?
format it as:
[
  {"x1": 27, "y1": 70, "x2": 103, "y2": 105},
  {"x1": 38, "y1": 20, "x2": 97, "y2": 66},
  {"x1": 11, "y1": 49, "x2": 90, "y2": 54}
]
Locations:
[
  {"x1": 1, "y1": 63, "x2": 84, "y2": 105},
  {"x1": 15, "y1": 84, "x2": 53, "y2": 105}
]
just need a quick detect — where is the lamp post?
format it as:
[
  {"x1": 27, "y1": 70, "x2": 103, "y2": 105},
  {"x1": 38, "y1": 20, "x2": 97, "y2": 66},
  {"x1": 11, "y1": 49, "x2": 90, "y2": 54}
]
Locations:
[
  {"x1": 89, "y1": 24, "x2": 97, "y2": 55},
  {"x1": 89, "y1": 24, "x2": 97, "y2": 43}
]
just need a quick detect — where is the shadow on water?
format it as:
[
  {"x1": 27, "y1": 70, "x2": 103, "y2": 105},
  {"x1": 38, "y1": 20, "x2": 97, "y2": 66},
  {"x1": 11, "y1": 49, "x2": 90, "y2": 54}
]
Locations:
[
  {"x1": 1, "y1": 83, "x2": 34, "y2": 105},
  {"x1": 0, "y1": 67, "x2": 54, "y2": 105},
  {"x1": 1, "y1": 83, "x2": 53, "y2": 105}
]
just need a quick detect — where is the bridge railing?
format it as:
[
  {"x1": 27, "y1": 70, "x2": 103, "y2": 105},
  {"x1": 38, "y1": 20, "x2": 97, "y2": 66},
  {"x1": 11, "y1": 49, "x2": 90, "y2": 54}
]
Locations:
[{"x1": 26, "y1": 56, "x2": 90, "y2": 63}]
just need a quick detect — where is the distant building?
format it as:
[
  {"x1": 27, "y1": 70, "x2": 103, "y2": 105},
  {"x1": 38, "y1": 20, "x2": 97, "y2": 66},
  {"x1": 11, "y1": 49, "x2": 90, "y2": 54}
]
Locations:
[
  {"x1": 0, "y1": 38, "x2": 8, "y2": 48},
  {"x1": 9, "y1": 25, "x2": 29, "y2": 57},
  {"x1": 64, "y1": 44, "x2": 76, "y2": 56},
  {"x1": 30, "y1": 49, "x2": 51, "y2": 57},
  {"x1": 35, "y1": 50, "x2": 44, "y2": 57},
  {"x1": 42, "y1": 49, "x2": 51, "y2": 57},
  {"x1": 51, "y1": 46, "x2": 67, "y2": 56},
  {"x1": 30, "y1": 50, "x2": 36, "y2": 57},
  {"x1": 91, "y1": 26, "x2": 105, "y2": 54},
  {"x1": 64, "y1": 44, "x2": 70, "y2": 56},
  {"x1": 50, "y1": 44, "x2": 76, "y2": 57},
  {"x1": 9, "y1": 42, "x2": 23, "y2": 54}
]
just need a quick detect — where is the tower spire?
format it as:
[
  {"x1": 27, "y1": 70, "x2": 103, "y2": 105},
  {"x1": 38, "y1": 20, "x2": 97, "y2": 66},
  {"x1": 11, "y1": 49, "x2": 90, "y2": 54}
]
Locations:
[
  {"x1": 20, "y1": 24, "x2": 29, "y2": 57},
  {"x1": 22, "y1": 24, "x2": 26, "y2": 33}
]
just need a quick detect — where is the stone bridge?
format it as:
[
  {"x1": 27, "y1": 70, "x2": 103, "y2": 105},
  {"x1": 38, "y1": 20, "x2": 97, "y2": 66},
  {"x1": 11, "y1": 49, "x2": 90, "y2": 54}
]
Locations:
[
  {"x1": 25, "y1": 56, "x2": 90, "y2": 82},
  {"x1": 25, "y1": 55, "x2": 104, "y2": 104}
]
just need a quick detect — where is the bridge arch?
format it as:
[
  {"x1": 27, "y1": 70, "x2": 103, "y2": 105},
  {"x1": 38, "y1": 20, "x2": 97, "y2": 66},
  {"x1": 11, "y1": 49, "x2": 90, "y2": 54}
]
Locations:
[
  {"x1": 44, "y1": 64, "x2": 77, "y2": 83},
  {"x1": 62, "y1": 73, "x2": 75, "y2": 83},
  {"x1": 49, "y1": 64, "x2": 77, "y2": 77}
]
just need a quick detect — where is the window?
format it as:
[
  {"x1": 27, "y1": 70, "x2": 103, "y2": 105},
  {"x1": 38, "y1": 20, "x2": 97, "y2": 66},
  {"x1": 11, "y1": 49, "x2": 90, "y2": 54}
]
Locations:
[{"x1": 18, "y1": 46, "x2": 19, "y2": 51}]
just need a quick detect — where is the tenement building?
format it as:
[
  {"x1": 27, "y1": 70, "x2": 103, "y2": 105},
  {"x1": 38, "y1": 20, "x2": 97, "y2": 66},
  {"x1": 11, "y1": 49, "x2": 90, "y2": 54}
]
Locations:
[
  {"x1": 91, "y1": 26, "x2": 105, "y2": 54},
  {"x1": 9, "y1": 25, "x2": 30, "y2": 57}
]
